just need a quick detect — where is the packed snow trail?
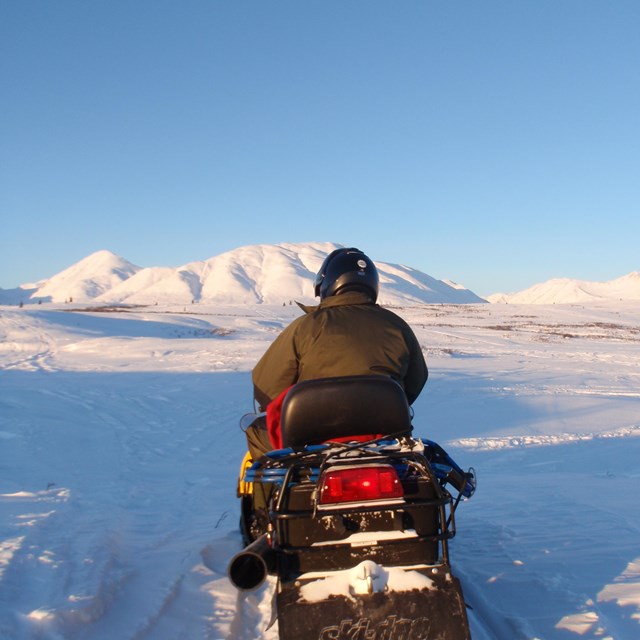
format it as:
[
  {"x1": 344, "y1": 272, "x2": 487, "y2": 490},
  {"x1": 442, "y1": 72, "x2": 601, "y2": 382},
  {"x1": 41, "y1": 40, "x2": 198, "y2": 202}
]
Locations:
[
  {"x1": 0, "y1": 365, "x2": 250, "y2": 639},
  {"x1": 454, "y1": 438, "x2": 640, "y2": 639}
]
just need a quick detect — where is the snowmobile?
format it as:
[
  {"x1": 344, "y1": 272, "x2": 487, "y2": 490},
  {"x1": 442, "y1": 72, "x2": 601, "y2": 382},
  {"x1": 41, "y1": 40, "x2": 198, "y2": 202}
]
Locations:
[{"x1": 230, "y1": 375, "x2": 476, "y2": 640}]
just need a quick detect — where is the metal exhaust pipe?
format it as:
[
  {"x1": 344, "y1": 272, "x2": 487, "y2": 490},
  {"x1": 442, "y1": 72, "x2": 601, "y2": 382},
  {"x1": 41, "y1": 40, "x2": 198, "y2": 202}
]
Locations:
[{"x1": 228, "y1": 533, "x2": 276, "y2": 591}]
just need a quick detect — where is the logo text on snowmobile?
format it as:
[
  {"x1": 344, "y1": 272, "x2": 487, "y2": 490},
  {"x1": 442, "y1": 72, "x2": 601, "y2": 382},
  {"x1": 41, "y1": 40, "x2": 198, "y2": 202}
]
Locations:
[{"x1": 318, "y1": 614, "x2": 431, "y2": 640}]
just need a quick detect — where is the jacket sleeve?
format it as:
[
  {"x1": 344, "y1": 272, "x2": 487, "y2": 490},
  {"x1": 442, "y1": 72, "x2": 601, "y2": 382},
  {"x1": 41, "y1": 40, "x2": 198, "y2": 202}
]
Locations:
[
  {"x1": 402, "y1": 325, "x2": 428, "y2": 405},
  {"x1": 252, "y1": 318, "x2": 302, "y2": 411}
]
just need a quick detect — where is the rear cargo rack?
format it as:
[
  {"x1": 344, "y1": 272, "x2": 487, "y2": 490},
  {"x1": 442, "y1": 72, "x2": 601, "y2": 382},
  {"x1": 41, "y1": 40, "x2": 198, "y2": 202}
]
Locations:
[{"x1": 245, "y1": 439, "x2": 459, "y2": 572}]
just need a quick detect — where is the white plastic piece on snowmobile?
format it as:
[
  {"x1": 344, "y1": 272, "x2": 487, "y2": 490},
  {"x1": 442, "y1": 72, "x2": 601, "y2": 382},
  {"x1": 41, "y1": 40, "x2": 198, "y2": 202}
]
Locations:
[{"x1": 310, "y1": 528, "x2": 419, "y2": 547}]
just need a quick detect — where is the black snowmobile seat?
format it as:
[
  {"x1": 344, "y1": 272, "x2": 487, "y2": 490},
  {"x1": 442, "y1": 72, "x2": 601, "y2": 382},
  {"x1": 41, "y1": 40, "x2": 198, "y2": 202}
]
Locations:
[{"x1": 279, "y1": 375, "x2": 412, "y2": 448}]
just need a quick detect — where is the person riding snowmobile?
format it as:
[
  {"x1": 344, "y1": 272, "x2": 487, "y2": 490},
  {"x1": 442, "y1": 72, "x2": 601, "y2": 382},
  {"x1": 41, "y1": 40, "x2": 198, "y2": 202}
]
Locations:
[
  {"x1": 234, "y1": 258, "x2": 474, "y2": 637},
  {"x1": 245, "y1": 247, "x2": 428, "y2": 461}
]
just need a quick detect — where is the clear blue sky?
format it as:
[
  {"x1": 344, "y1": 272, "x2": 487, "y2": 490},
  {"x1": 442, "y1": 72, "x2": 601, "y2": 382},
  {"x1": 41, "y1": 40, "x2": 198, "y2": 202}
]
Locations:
[{"x1": 2, "y1": 1, "x2": 639, "y2": 296}]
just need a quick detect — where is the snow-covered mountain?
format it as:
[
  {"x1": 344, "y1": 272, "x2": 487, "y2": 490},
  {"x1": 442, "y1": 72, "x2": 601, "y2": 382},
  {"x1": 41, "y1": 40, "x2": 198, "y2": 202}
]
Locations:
[
  {"x1": 0, "y1": 250, "x2": 142, "y2": 304},
  {"x1": 2, "y1": 243, "x2": 486, "y2": 306},
  {"x1": 34, "y1": 250, "x2": 141, "y2": 302},
  {"x1": 488, "y1": 272, "x2": 640, "y2": 304}
]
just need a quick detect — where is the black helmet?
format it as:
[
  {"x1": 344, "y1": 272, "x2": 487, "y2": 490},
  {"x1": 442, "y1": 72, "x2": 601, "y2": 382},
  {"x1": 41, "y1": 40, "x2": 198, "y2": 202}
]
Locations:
[{"x1": 314, "y1": 247, "x2": 379, "y2": 301}]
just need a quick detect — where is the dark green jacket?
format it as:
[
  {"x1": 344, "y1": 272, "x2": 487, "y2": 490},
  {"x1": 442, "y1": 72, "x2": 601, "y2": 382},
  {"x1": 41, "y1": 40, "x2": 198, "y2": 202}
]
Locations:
[{"x1": 252, "y1": 291, "x2": 428, "y2": 410}]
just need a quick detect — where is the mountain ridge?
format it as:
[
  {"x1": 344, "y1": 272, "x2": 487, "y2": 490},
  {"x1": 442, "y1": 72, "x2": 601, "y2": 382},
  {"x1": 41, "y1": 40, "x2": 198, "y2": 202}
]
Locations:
[
  {"x1": 1, "y1": 243, "x2": 486, "y2": 306},
  {"x1": 488, "y1": 271, "x2": 640, "y2": 304}
]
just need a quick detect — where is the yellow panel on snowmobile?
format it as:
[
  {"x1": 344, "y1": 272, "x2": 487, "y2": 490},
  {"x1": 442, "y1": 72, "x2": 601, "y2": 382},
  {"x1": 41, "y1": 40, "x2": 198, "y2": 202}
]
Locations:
[{"x1": 236, "y1": 451, "x2": 254, "y2": 497}]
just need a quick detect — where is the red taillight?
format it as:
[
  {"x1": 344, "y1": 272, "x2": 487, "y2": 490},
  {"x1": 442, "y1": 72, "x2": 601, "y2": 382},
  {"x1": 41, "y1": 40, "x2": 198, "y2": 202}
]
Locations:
[{"x1": 319, "y1": 465, "x2": 404, "y2": 504}]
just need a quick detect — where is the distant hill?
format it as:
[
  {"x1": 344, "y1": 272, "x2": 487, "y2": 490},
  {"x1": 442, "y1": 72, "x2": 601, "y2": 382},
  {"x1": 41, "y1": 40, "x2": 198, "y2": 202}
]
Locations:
[
  {"x1": 1, "y1": 243, "x2": 486, "y2": 306},
  {"x1": 488, "y1": 272, "x2": 640, "y2": 304},
  {"x1": 0, "y1": 250, "x2": 141, "y2": 304},
  {"x1": 34, "y1": 250, "x2": 141, "y2": 302}
]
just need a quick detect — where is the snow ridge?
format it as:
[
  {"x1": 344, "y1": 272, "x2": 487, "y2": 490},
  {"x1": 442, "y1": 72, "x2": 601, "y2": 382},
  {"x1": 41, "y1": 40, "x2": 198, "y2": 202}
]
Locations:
[{"x1": 451, "y1": 424, "x2": 640, "y2": 451}]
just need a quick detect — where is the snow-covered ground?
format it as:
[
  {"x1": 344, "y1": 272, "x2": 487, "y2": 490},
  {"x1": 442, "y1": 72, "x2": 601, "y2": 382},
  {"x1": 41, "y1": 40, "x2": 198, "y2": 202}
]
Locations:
[{"x1": 1, "y1": 301, "x2": 639, "y2": 639}]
